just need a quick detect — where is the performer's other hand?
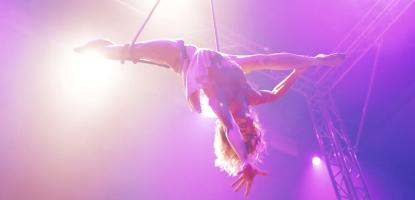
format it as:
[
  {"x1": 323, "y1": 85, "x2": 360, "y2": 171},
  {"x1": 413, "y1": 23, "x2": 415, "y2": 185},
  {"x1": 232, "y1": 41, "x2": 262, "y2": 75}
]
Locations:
[
  {"x1": 315, "y1": 53, "x2": 346, "y2": 67},
  {"x1": 294, "y1": 67, "x2": 307, "y2": 74},
  {"x1": 231, "y1": 163, "x2": 268, "y2": 197}
]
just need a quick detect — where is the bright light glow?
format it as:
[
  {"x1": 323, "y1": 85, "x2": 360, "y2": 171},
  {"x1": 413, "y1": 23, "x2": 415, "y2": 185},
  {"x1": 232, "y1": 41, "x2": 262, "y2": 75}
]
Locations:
[
  {"x1": 137, "y1": 0, "x2": 207, "y2": 33},
  {"x1": 301, "y1": 156, "x2": 336, "y2": 199},
  {"x1": 200, "y1": 92, "x2": 217, "y2": 118},
  {"x1": 58, "y1": 49, "x2": 122, "y2": 107},
  {"x1": 312, "y1": 156, "x2": 322, "y2": 166},
  {"x1": 142, "y1": 0, "x2": 194, "y2": 17}
]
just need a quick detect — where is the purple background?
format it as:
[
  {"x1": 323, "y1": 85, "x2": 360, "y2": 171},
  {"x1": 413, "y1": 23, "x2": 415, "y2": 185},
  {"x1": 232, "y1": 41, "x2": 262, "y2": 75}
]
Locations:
[{"x1": 1, "y1": 0, "x2": 414, "y2": 199}]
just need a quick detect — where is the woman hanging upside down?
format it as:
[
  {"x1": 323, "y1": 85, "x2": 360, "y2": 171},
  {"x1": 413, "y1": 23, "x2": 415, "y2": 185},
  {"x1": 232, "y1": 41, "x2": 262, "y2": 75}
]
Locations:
[{"x1": 74, "y1": 38, "x2": 345, "y2": 197}]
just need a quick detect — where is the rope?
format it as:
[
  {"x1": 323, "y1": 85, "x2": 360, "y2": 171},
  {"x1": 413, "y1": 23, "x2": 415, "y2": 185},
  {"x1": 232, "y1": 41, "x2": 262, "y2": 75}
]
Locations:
[
  {"x1": 122, "y1": 0, "x2": 169, "y2": 68},
  {"x1": 354, "y1": 38, "x2": 383, "y2": 149},
  {"x1": 121, "y1": 0, "x2": 222, "y2": 67},
  {"x1": 210, "y1": 0, "x2": 220, "y2": 51},
  {"x1": 129, "y1": 0, "x2": 161, "y2": 47}
]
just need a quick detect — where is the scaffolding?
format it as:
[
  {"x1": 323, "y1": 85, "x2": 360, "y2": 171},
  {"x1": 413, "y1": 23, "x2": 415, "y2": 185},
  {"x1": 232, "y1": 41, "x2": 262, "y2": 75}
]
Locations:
[{"x1": 297, "y1": 1, "x2": 413, "y2": 199}]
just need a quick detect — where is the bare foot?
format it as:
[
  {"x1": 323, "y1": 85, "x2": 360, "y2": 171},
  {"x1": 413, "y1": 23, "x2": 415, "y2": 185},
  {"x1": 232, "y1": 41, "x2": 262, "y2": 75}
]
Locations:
[{"x1": 315, "y1": 53, "x2": 346, "y2": 67}]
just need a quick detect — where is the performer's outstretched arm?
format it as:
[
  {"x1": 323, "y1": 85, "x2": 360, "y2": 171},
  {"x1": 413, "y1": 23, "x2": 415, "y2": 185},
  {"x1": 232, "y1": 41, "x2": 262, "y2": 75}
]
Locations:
[
  {"x1": 248, "y1": 68, "x2": 305, "y2": 106},
  {"x1": 203, "y1": 84, "x2": 267, "y2": 197},
  {"x1": 229, "y1": 52, "x2": 345, "y2": 73}
]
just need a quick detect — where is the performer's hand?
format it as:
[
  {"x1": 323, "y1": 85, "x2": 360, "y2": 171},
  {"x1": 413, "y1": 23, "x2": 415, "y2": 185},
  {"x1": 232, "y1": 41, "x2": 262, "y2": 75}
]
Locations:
[
  {"x1": 231, "y1": 163, "x2": 268, "y2": 197},
  {"x1": 74, "y1": 39, "x2": 113, "y2": 54}
]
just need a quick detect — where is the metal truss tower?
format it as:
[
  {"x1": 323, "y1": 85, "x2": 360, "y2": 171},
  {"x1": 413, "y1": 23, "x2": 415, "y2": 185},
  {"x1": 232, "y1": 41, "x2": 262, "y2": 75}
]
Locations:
[
  {"x1": 307, "y1": 93, "x2": 371, "y2": 200},
  {"x1": 293, "y1": 1, "x2": 415, "y2": 199}
]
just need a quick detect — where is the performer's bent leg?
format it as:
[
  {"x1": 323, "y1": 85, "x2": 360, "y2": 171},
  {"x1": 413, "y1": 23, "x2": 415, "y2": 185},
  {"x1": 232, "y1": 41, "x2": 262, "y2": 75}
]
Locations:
[
  {"x1": 247, "y1": 69, "x2": 305, "y2": 105},
  {"x1": 231, "y1": 52, "x2": 345, "y2": 73}
]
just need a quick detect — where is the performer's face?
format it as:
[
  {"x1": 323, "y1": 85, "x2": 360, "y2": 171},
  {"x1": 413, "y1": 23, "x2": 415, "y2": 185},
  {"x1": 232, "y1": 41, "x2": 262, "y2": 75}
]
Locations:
[{"x1": 237, "y1": 119, "x2": 260, "y2": 154}]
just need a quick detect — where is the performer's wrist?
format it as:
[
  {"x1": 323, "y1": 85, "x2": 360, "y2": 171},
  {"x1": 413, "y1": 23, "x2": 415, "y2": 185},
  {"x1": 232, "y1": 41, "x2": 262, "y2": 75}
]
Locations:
[
  {"x1": 120, "y1": 44, "x2": 131, "y2": 64},
  {"x1": 241, "y1": 160, "x2": 253, "y2": 168}
]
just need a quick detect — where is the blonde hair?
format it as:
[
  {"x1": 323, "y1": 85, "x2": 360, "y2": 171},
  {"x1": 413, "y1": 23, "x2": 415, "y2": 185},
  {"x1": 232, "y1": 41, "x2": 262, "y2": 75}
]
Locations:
[{"x1": 213, "y1": 112, "x2": 266, "y2": 176}]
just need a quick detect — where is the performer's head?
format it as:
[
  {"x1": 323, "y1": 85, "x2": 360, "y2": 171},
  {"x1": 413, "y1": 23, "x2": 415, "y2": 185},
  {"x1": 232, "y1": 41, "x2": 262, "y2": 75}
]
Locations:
[
  {"x1": 213, "y1": 111, "x2": 266, "y2": 176},
  {"x1": 74, "y1": 39, "x2": 114, "y2": 54}
]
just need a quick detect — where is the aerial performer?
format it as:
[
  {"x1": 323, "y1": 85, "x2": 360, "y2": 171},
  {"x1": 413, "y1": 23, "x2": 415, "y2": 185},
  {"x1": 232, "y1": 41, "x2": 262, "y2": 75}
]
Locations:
[{"x1": 74, "y1": 38, "x2": 345, "y2": 196}]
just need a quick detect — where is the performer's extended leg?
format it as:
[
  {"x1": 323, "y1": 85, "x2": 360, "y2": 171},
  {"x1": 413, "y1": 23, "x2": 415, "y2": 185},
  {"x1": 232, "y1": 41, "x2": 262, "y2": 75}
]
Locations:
[{"x1": 230, "y1": 52, "x2": 345, "y2": 73}]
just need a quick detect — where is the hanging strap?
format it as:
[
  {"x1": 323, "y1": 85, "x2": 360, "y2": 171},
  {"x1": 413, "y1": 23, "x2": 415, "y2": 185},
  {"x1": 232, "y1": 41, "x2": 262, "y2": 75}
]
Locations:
[
  {"x1": 121, "y1": 0, "x2": 162, "y2": 66},
  {"x1": 210, "y1": 0, "x2": 220, "y2": 51}
]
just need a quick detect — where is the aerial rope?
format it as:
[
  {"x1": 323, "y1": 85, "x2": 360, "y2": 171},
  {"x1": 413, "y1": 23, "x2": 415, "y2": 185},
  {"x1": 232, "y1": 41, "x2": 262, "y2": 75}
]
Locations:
[
  {"x1": 123, "y1": 0, "x2": 169, "y2": 68},
  {"x1": 210, "y1": 0, "x2": 220, "y2": 51},
  {"x1": 129, "y1": 0, "x2": 160, "y2": 49},
  {"x1": 125, "y1": 0, "x2": 221, "y2": 64}
]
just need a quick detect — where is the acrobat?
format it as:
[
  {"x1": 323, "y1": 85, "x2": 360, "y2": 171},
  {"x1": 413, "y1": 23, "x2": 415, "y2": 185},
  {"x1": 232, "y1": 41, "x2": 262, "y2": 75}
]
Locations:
[{"x1": 74, "y1": 38, "x2": 345, "y2": 196}]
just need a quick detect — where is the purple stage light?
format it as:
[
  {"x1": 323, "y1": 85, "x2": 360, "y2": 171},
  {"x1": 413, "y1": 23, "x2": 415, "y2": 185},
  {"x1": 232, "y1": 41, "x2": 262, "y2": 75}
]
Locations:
[{"x1": 312, "y1": 156, "x2": 322, "y2": 166}]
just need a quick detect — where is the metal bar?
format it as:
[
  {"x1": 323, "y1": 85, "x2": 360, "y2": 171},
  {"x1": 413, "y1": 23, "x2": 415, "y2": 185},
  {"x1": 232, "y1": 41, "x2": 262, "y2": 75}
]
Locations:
[
  {"x1": 314, "y1": 0, "x2": 397, "y2": 87},
  {"x1": 307, "y1": 98, "x2": 342, "y2": 200},
  {"x1": 328, "y1": 0, "x2": 415, "y2": 90},
  {"x1": 355, "y1": 38, "x2": 383, "y2": 149}
]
